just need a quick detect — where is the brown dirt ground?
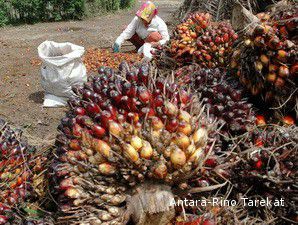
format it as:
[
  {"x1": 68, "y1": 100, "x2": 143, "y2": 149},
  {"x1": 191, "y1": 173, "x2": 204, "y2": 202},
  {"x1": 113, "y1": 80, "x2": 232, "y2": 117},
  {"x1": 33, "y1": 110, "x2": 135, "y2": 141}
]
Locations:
[{"x1": 0, "y1": 0, "x2": 182, "y2": 144}]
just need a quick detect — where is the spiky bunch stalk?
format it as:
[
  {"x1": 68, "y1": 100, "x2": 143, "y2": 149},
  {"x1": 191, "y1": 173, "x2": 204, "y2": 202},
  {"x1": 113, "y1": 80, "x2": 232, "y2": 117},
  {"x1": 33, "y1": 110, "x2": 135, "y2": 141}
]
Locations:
[
  {"x1": 155, "y1": 12, "x2": 238, "y2": 69},
  {"x1": 51, "y1": 62, "x2": 220, "y2": 224},
  {"x1": 230, "y1": 3, "x2": 297, "y2": 119}
]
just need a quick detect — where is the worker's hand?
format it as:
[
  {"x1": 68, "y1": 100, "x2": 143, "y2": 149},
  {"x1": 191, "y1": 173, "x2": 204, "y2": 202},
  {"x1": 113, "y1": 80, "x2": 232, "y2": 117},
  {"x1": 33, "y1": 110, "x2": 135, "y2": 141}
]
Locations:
[{"x1": 113, "y1": 43, "x2": 120, "y2": 53}]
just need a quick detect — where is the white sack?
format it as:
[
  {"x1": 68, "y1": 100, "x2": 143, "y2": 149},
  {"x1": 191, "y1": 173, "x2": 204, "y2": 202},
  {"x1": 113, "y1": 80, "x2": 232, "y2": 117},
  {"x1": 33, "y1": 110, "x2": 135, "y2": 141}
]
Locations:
[{"x1": 38, "y1": 41, "x2": 87, "y2": 107}]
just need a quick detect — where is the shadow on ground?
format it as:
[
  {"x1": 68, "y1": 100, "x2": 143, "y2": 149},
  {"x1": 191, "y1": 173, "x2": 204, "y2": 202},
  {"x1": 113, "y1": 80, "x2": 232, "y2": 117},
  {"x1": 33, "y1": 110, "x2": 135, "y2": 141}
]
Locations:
[{"x1": 29, "y1": 91, "x2": 44, "y2": 104}]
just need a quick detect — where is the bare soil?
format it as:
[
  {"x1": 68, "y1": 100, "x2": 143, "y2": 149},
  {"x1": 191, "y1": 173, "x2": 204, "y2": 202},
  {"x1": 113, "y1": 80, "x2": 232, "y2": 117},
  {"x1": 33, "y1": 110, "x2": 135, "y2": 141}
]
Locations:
[{"x1": 0, "y1": 0, "x2": 181, "y2": 144}]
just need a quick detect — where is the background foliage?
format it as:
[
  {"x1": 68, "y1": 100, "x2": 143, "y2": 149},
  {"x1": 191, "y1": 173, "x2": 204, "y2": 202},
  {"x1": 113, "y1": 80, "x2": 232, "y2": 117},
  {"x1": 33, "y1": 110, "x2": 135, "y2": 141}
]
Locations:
[{"x1": 0, "y1": 0, "x2": 135, "y2": 26}]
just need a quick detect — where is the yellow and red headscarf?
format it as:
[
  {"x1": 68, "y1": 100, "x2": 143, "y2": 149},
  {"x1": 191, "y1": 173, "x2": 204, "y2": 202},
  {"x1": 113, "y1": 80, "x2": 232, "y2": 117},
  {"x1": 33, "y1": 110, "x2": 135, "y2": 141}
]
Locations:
[{"x1": 136, "y1": 1, "x2": 158, "y2": 23}]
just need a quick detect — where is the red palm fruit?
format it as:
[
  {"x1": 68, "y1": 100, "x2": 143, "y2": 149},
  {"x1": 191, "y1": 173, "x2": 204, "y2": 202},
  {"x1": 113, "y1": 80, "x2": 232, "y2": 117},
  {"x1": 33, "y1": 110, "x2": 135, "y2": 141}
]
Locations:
[
  {"x1": 269, "y1": 64, "x2": 278, "y2": 72},
  {"x1": 83, "y1": 90, "x2": 93, "y2": 100},
  {"x1": 156, "y1": 78, "x2": 165, "y2": 90},
  {"x1": 108, "y1": 121, "x2": 123, "y2": 137},
  {"x1": 223, "y1": 33, "x2": 229, "y2": 42},
  {"x1": 127, "y1": 85, "x2": 137, "y2": 98},
  {"x1": 205, "y1": 54, "x2": 212, "y2": 61},
  {"x1": 278, "y1": 66, "x2": 290, "y2": 78},
  {"x1": 106, "y1": 105, "x2": 117, "y2": 120},
  {"x1": 126, "y1": 71, "x2": 138, "y2": 82},
  {"x1": 255, "y1": 160, "x2": 263, "y2": 169},
  {"x1": 277, "y1": 50, "x2": 287, "y2": 58},
  {"x1": 93, "y1": 83, "x2": 102, "y2": 94},
  {"x1": 127, "y1": 98, "x2": 138, "y2": 111},
  {"x1": 282, "y1": 116, "x2": 295, "y2": 125},
  {"x1": 92, "y1": 139, "x2": 111, "y2": 158},
  {"x1": 86, "y1": 102, "x2": 100, "y2": 115},
  {"x1": 69, "y1": 139, "x2": 81, "y2": 151},
  {"x1": 179, "y1": 90, "x2": 190, "y2": 104},
  {"x1": 166, "y1": 118, "x2": 179, "y2": 132},
  {"x1": 74, "y1": 107, "x2": 86, "y2": 116},
  {"x1": 260, "y1": 54, "x2": 269, "y2": 65},
  {"x1": 202, "y1": 219, "x2": 216, "y2": 225},
  {"x1": 275, "y1": 77, "x2": 285, "y2": 88},
  {"x1": 267, "y1": 72, "x2": 277, "y2": 83},
  {"x1": 256, "y1": 115, "x2": 266, "y2": 126},
  {"x1": 150, "y1": 116, "x2": 164, "y2": 130},
  {"x1": 60, "y1": 178, "x2": 74, "y2": 190},
  {"x1": 110, "y1": 90, "x2": 122, "y2": 104},
  {"x1": 205, "y1": 158, "x2": 217, "y2": 167},
  {"x1": 100, "y1": 111, "x2": 113, "y2": 129},
  {"x1": 72, "y1": 123, "x2": 83, "y2": 138},
  {"x1": 177, "y1": 122, "x2": 192, "y2": 135},
  {"x1": 164, "y1": 102, "x2": 178, "y2": 117},
  {"x1": 153, "y1": 95, "x2": 164, "y2": 107},
  {"x1": 138, "y1": 87, "x2": 151, "y2": 104},
  {"x1": 232, "y1": 33, "x2": 238, "y2": 40},
  {"x1": 127, "y1": 112, "x2": 140, "y2": 124},
  {"x1": 0, "y1": 215, "x2": 8, "y2": 224},
  {"x1": 92, "y1": 125, "x2": 106, "y2": 138},
  {"x1": 290, "y1": 63, "x2": 298, "y2": 76}
]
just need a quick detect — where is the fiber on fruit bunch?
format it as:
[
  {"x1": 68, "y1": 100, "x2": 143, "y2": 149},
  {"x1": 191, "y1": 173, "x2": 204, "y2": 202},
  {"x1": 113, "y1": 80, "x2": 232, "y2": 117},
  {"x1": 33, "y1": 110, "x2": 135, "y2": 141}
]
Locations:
[
  {"x1": 230, "y1": 2, "x2": 298, "y2": 120},
  {"x1": 50, "y1": 61, "x2": 225, "y2": 224},
  {"x1": 227, "y1": 125, "x2": 298, "y2": 224},
  {"x1": 83, "y1": 48, "x2": 141, "y2": 72},
  {"x1": 0, "y1": 119, "x2": 49, "y2": 224},
  {"x1": 154, "y1": 12, "x2": 238, "y2": 69}
]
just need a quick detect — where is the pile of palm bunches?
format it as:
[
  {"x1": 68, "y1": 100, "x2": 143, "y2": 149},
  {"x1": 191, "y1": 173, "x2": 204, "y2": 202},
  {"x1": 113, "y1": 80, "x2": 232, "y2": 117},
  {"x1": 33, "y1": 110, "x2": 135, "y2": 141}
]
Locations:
[
  {"x1": 230, "y1": 5, "x2": 297, "y2": 117},
  {"x1": 0, "y1": 119, "x2": 47, "y2": 224},
  {"x1": 155, "y1": 12, "x2": 238, "y2": 69},
  {"x1": 83, "y1": 48, "x2": 141, "y2": 72},
  {"x1": 51, "y1": 62, "x2": 221, "y2": 224},
  {"x1": 175, "y1": 67, "x2": 255, "y2": 143},
  {"x1": 229, "y1": 125, "x2": 298, "y2": 223}
]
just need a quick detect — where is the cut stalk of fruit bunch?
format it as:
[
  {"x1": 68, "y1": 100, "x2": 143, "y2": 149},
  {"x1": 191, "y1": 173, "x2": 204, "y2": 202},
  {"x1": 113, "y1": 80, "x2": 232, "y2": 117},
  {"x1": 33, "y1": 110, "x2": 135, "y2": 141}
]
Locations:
[{"x1": 52, "y1": 62, "x2": 220, "y2": 225}]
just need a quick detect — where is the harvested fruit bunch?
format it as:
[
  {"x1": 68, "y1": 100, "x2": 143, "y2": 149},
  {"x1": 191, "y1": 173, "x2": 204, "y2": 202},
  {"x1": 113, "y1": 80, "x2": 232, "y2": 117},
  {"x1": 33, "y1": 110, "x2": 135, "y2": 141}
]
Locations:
[
  {"x1": 83, "y1": 48, "x2": 141, "y2": 72},
  {"x1": 230, "y1": 4, "x2": 297, "y2": 116},
  {"x1": 0, "y1": 119, "x2": 47, "y2": 224},
  {"x1": 175, "y1": 66, "x2": 255, "y2": 140},
  {"x1": 155, "y1": 12, "x2": 238, "y2": 69},
  {"x1": 229, "y1": 125, "x2": 298, "y2": 223},
  {"x1": 52, "y1": 62, "x2": 220, "y2": 224}
]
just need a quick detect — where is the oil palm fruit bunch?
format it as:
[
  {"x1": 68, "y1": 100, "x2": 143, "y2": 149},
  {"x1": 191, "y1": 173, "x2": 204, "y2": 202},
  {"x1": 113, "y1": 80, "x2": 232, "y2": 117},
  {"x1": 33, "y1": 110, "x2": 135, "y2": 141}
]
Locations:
[
  {"x1": 52, "y1": 62, "x2": 219, "y2": 224},
  {"x1": 155, "y1": 12, "x2": 238, "y2": 69},
  {"x1": 230, "y1": 3, "x2": 297, "y2": 117},
  {"x1": 229, "y1": 125, "x2": 298, "y2": 224},
  {"x1": 175, "y1": 67, "x2": 255, "y2": 141},
  {"x1": 0, "y1": 119, "x2": 48, "y2": 224}
]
